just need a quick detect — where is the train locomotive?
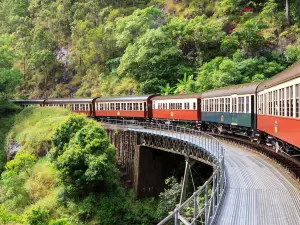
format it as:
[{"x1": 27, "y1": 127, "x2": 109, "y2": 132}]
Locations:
[{"x1": 10, "y1": 63, "x2": 300, "y2": 157}]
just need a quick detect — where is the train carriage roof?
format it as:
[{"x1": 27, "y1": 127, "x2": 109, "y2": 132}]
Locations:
[
  {"x1": 9, "y1": 99, "x2": 45, "y2": 104},
  {"x1": 152, "y1": 93, "x2": 202, "y2": 100},
  {"x1": 45, "y1": 98, "x2": 94, "y2": 104},
  {"x1": 95, "y1": 95, "x2": 158, "y2": 102},
  {"x1": 257, "y1": 62, "x2": 300, "y2": 92},
  {"x1": 202, "y1": 82, "x2": 261, "y2": 98}
]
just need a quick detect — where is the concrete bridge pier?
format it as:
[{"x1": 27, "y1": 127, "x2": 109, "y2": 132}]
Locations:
[{"x1": 133, "y1": 145, "x2": 183, "y2": 198}]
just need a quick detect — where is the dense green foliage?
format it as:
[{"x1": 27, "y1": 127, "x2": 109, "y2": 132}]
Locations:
[
  {"x1": 0, "y1": 108, "x2": 161, "y2": 224},
  {"x1": 0, "y1": 0, "x2": 300, "y2": 97}
]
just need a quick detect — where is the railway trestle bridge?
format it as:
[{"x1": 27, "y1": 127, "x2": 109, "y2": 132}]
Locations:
[
  {"x1": 101, "y1": 120, "x2": 300, "y2": 225},
  {"x1": 103, "y1": 120, "x2": 226, "y2": 225}
]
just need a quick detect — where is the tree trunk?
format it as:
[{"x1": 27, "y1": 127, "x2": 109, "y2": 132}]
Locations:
[{"x1": 286, "y1": 0, "x2": 291, "y2": 26}]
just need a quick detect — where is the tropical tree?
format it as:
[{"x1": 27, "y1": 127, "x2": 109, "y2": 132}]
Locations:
[
  {"x1": 158, "y1": 83, "x2": 175, "y2": 95},
  {"x1": 175, "y1": 73, "x2": 194, "y2": 94},
  {"x1": 0, "y1": 35, "x2": 22, "y2": 100}
]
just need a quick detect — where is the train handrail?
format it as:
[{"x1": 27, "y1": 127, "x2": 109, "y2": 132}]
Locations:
[{"x1": 100, "y1": 119, "x2": 226, "y2": 225}]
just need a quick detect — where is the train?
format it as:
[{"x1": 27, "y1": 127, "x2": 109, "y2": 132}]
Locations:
[{"x1": 10, "y1": 63, "x2": 300, "y2": 157}]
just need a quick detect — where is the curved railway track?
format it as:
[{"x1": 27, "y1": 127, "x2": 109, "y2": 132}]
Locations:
[{"x1": 208, "y1": 133, "x2": 300, "y2": 181}]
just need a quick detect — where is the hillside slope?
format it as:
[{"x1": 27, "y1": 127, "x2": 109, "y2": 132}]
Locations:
[{"x1": 1, "y1": 0, "x2": 300, "y2": 98}]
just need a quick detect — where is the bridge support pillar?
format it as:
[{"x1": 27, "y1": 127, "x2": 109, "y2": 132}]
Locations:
[{"x1": 133, "y1": 145, "x2": 183, "y2": 198}]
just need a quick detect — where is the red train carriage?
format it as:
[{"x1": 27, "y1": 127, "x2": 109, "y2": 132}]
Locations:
[
  {"x1": 44, "y1": 98, "x2": 94, "y2": 116},
  {"x1": 257, "y1": 63, "x2": 300, "y2": 153},
  {"x1": 94, "y1": 95, "x2": 158, "y2": 119},
  {"x1": 151, "y1": 94, "x2": 202, "y2": 123}
]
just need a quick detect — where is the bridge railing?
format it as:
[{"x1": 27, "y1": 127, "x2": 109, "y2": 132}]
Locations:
[{"x1": 99, "y1": 119, "x2": 226, "y2": 225}]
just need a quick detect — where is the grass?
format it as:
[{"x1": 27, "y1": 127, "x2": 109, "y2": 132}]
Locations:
[
  {"x1": 0, "y1": 107, "x2": 72, "y2": 222},
  {"x1": 25, "y1": 158, "x2": 58, "y2": 203},
  {"x1": 8, "y1": 107, "x2": 72, "y2": 156}
]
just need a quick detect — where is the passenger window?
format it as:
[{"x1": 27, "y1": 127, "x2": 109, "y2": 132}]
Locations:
[
  {"x1": 232, "y1": 98, "x2": 237, "y2": 113},
  {"x1": 296, "y1": 84, "x2": 299, "y2": 118},
  {"x1": 286, "y1": 87, "x2": 290, "y2": 116},
  {"x1": 238, "y1": 97, "x2": 244, "y2": 113},
  {"x1": 290, "y1": 86, "x2": 294, "y2": 117},
  {"x1": 225, "y1": 98, "x2": 230, "y2": 112},
  {"x1": 220, "y1": 98, "x2": 224, "y2": 112},
  {"x1": 140, "y1": 103, "x2": 143, "y2": 111},
  {"x1": 193, "y1": 102, "x2": 196, "y2": 110},
  {"x1": 246, "y1": 96, "x2": 250, "y2": 113}
]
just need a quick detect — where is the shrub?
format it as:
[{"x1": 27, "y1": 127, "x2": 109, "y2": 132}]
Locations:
[
  {"x1": 49, "y1": 218, "x2": 72, "y2": 225},
  {"x1": 26, "y1": 208, "x2": 50, "y2": 225},
  {"x1": 52, "y1": 117, "x2": 118, "y2": 197},
  {"x1": 5, "y1": 151, "x2": 37, "y2": 174},
  {"x1": 0, "y1": 205, "x2": 24, "y2": 224},
  {"x1": 157, "y1": 177, "x2": 182, "y2": 220},
  {"x1": 51, "y1": 114, "x2": 88, "y2": 160}
]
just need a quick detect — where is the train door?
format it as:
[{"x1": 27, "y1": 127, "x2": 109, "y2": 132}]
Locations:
[
  {"x1": 251, "y1": 94, "x2": 256, "y2": 129},
  {"x1": 144, "y1": 102, "x2": 148, "y2": 118},
  {"x1": 197, "y1": 99, "x2": 201, "y2": 120}
]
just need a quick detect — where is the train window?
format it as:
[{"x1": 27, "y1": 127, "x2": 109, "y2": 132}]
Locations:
[
  {"x1": 225, "y1": 98, "x2": 230, "y2": 112},
  {"x1": 158, "y1": 103, "x2": 161, "y2": 109},
  {"x1": 134, "y1": 103, "x2": 139, "y2": 110},
  {"x1": 246, "y1": 96, "x2": 250, "y2": 113},
  {"x1": 74, "y1": 104, "x2": 79, "y2": 111},
  {"x1": 269, "y1": 92, "x2": 272, "y2": 115},
  {"x1": 179, "y1": 103, "x2": 182, "y2": 110},
  {"x1": 116, "y1": 103, "x2": 120, "y2": 110},
  {"x1": 140, "y1": 103, "x2": 143, "y2": 111},
  {"x1": 219, "y1": 98, "x2": 224, "y2": 112},
  {"x1": 187, "y1": 102, "x2": 190, "y2": 110},
  {"x1": 121, "y1": 103, "x2": 126, "y2": 110},
  {"x1": 281, "y1": 88, "x2": 285, "y2": 116},
  {"x1": 109, "y1": 103, "x2": 114, "y2": 110},
  {"x1": 215, "y1": 99, "x2": 219, "y2": 112},
  {"x1": 287, "y1": 87, "x2": 290, "y2": 116},
  {"x1": 193, "y1": 102, "x2": 196, "y2": 110},
  {"x1": 296, "y1": 84, "x2": 299, "y2": 117},
  {"x1": 275, "y1": 91, "x2": 278, "y2": 116},
  {"x1": 232, "y1": 98, "x2": 237, "y2": 113},
  {"x1": 290, "y1": 86, "x2": 294, "y2": 117},
  {"x1": 279, "y1": 89, "x2": 282, "y2": 116},
  {"x1": 238, "y1": 97, "x2": 244, "y2": 113}
]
